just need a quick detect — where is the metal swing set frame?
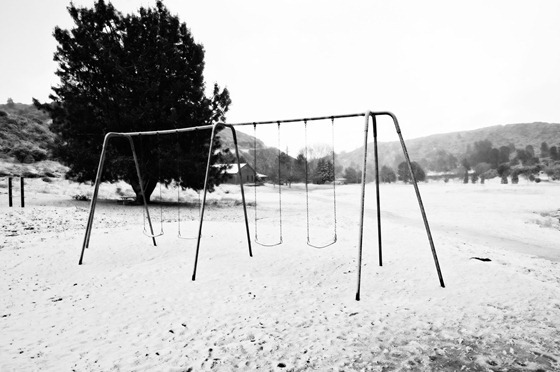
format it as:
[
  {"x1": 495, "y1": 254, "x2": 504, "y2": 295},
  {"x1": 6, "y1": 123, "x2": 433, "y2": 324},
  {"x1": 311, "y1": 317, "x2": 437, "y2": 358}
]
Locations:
[{"x1": 79, "y1": 110, "x2": 445, "y2": 300}]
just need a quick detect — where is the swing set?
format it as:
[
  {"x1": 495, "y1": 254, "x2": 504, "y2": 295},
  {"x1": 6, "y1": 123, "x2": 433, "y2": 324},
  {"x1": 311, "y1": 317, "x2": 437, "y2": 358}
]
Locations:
[{"x1": 78, "y1": 111, "x2": 445, "y2": 300}]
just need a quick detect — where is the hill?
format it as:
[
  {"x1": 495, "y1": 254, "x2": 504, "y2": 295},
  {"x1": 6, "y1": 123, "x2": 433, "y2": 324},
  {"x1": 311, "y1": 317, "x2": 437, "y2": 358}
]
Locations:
[
  {"x1": 0, "y1": 103, "x2": 284, "y2": 180},
  {"x1": 218, "y1": 128, "x2": 295, "y2": 181},
  {"x1": 217, "y1": 127, "x2": 266, "y2": 150},
  {"x1": 0, "y1": 102, "x2": 55, "y2": 163},
  {"x1": 337, "y1": 122, "x2": 560, "y2": 171}
]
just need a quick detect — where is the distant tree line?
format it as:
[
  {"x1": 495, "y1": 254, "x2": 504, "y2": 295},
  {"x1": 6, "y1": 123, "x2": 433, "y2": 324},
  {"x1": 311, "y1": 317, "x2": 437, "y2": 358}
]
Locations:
[
  {"x1": 337, "y1": 160, "x2": 424, "y2": 184},
  {"x1": 334, "y1": 137, "x2": 560, "y2": 185},
  {"x1": 417, "y1": 139, "x2": 560, "y2": 184},
  {"x1": 223, "y1": 149, "x2": 338, "y2": 186}
]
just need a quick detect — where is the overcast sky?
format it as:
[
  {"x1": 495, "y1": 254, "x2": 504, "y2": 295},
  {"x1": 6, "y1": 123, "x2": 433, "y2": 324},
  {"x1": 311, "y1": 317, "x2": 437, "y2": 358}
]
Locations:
[{"x1": 2, "y1": 0, "x2": 560, "y2": 152}]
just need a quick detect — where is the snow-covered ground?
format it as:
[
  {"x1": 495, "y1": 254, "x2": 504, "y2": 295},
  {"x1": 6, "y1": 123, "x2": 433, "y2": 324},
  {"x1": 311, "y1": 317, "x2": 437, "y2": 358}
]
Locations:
[{"x1": 1, "y1": 178, "x2": 559, "y2": 371}]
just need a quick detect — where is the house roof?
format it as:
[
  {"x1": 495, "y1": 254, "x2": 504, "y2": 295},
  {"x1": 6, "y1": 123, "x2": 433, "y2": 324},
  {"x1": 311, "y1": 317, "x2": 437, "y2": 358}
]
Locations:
[{"x1": 214, "y1": 163, "x2": 254, "y2": 175}]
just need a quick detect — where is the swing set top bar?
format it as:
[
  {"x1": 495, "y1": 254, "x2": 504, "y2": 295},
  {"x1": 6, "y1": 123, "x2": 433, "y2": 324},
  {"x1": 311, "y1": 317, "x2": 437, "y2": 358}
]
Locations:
[
  {"x1": 229, "y1": 112, "x2": 366, "y2": 126},
  {"x1": 99, "y1": 111, "x2": 397, "y2": 138},
  {"x1": 228, "y1": 111, "x2": 399, "y2": 127},
  {"x1": 103, "y1": 124, "x2": 216, "y2": 138}
]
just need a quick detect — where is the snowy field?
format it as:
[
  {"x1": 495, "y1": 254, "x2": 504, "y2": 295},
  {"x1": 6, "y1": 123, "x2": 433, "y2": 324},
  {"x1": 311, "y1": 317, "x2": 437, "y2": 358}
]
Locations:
[{"x1": 1, "y1": 178, "x2": 559, "y2": 371}]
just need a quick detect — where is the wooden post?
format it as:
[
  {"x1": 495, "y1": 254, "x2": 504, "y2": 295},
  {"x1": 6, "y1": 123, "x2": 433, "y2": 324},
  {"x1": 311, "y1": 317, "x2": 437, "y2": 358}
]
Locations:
[
  {"x1": 8, "y1": 177, "x2": 13, "y2": 207},
  {"x1": 20, "y1": 177, "x2": 25, "y2": 208}
]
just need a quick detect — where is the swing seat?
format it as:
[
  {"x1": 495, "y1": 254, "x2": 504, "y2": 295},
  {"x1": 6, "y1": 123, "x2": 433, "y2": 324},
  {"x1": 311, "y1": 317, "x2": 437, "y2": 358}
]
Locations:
[{"x1": 143, "y1": 228, "x2": 164, "y2": 238}]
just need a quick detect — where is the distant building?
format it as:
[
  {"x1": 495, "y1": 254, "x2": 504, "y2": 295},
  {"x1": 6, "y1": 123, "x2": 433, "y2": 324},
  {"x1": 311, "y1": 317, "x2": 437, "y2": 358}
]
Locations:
[
  {"x1": 426, "y1": 171, "x2": 458, "y2": 181},
  {"x1": 218, "y1": 163, "x2": 265, "y2": 185}
]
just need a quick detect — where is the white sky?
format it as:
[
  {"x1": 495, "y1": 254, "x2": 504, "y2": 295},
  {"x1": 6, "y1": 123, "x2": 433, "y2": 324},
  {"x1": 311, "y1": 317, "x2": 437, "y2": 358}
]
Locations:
[{"x1": 2, "y1": 0, "x2": 560, "y2": 152}]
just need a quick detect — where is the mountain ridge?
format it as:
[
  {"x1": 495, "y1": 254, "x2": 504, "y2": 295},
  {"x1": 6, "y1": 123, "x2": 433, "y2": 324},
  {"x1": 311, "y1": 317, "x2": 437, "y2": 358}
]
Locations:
[{"x1": 336, "y1": 121, "x2": 560, "y2": 170}]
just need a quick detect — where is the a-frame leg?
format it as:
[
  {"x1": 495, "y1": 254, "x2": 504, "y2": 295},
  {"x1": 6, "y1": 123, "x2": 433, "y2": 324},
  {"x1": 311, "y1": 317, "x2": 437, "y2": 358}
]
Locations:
[
  {"x1": 229, "y1": 124, "x2": 253, "y2": 258},
  {"x1": 388, "y1": 112, "x2": 445, "y2": 288},
  {"x1": 192, "y1": 125, "x2": 217, "y2": 281},
  {"x1": 128, "y1": 136, "x2": 157, "y2": 246},
  {"x1": 356, "y1": 111, "x2": 371, "y2": 301},
  {"x1": 192, "y1": 124, "x2": 253, "y2": 280},
  {"x1": 355, "y1": 111, "x2": 445, "y2": 300},
  {"x1": 192, "y1": 124, "x2": 254, "y2": 281},
  {"x1": 79, "y1": 133, "x2": 160, "y2": 265},
  {"x1": 79, "y1": 133, "x2": 112, "y2": 265},
  {"x1": 372, "y1": 115, "x2": 382, "y2": 267}
]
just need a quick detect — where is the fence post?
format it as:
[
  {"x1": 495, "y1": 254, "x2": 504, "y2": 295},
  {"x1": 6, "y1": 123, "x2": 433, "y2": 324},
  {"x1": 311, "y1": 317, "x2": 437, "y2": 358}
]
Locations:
[
  {"x1": 20, "y1": 177, "x2": 25, "y2": 208},
  {"x1": 8, "y1": 177, "x2": 13, "y2": 207}
]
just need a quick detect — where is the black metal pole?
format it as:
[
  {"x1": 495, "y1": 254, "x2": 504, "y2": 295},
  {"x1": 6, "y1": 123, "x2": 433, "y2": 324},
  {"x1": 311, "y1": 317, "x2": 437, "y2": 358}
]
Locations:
[
  {"x1": 8, "y1": 177, "x2": 13, "y2": 207},
  {"x1": 229, "y1": 112, "x2": 366, "y2": 127},
  {"x1": 80, "y1": 134, "x2": 112, "y2": 264},
  {"x1": 192, "y1": 124, "x2": 218, "y2": 281},
  {"x1": 388, "y1": 112, "x2": 445, "y2": 288},
  {"x1": 20, "y1": 177, "x2": 24, "y2": 208},
  {"x1": 356, "y1": 111, "x2": 371, "y2": 301},
  {"x1": 128, "y1": 136, "x2": 157, "y2": 246},
  {"x1": 253, "y1": 124, "x2": 259, "y2": 243},
  {"x1": 229, "y1": 124, "x2": 253, "y2": 257},
  {"x1": 372, "y1": 115, "x2": 381, "y2": 266}
]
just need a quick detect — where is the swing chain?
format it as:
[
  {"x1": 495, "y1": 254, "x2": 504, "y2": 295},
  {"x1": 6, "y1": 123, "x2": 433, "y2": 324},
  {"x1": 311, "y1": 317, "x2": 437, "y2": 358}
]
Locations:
[
  {"x1": 277, "y1": 122, "x2": 283, "y2": 243},
  {"x1": 253, "y1": 122, "x2": 283, "y2": 246},
  {"x1": 141, "y1": 133, "x2": 164, "y2": 238},
  {"x1": 176, "y1": 129, "x2": 201, "y2": 239},
  {"x1": 304, "y1": 118, "x2": 338, "y2": 248},
  {"x1": 304, "y1": 119, "x2": 311, "y2": 242},
  {"x1": 157, "y1": 132, "x2": 163, "y2": 221},
  {"x1": 331, "y1": 117, "x2": 338, "y2": 240},
  {"x1": 253, "y1": 123, "x2": 258, "y2": 240}
]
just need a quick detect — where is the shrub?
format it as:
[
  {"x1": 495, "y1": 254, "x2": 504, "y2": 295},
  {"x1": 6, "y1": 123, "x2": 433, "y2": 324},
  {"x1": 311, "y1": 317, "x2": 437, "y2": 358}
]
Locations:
[
  {"x1": 513, "y1": 165, "x2": 541, "y2": 180},
  {"x1": 11, "y1": 145, "x2": 48, "y2": 163},
  {"x1": 497, "y1": 164, "x2": 510, "y2": 184},
  {"x1": 380, "y1": 165, "x2": 397, "y2": 183},
  {"x1": 544, "y1": 163, "x2": 560, "y2": 180},
  {"x1": 343, "y1": 166, "x2": 361, "y2": 184},
  {"x1": 397, "y1": 161, "x2": 425, "y2": 182},
  {"x1": 72, "y1": 194, "x2": 90, "y2": 201},
  {"x1": 0, "y1": 110, "x2": 7, "y2": 117},
  {"x1": 22, "y1": 171, "x2": 41, "y2": 178},
  {"x1": 482, "y1": 169, "x2": 498, "y2": 180},
  {"x1": 474, "y1": 162, "x2": 491, "y2": 176},
  {"x1": 510, "y1": 168, "x2": 521, "y2": 184}
]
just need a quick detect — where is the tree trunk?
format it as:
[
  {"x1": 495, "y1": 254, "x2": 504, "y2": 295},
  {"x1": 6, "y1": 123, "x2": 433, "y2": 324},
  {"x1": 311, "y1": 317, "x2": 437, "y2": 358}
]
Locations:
[{"x1": 129, "y1": 177, "x2": 158, "y2": 204}]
